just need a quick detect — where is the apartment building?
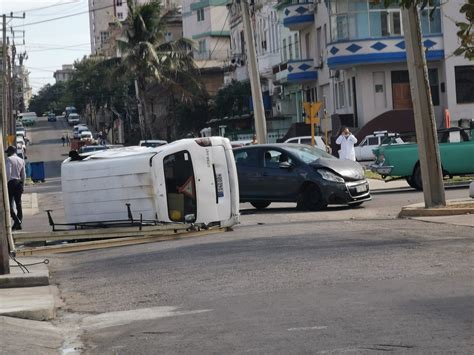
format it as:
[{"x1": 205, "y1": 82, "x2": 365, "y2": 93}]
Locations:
[
  {"x1": 89, "y1": 0, "x2": 179, "y2": 55},
  {"x1": 53, "y1": 64, "x2": 75, "y2": 83},
  {"x1": 285, "y1": 0, "x2": 474, "y2": 133}
]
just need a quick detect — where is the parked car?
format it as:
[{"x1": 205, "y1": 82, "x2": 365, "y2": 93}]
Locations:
[
  {"x1": 370, "y1": 128, "x2": 474, "y2": 190},
  {"x1": 284, "y1": 136, "x2": 330, "y2": 153},
  {"x1": 78, "y1": 145, "x2": 109, "y2": 154},
  {"x1": 73, "y1": 124, "x2": 89, "y2": 138},
  {"x1": 230, "y1": 140, "x2": 253, "y2": 148},
  {"x1": 67, "y1": 113, "x2": 80, "y2": 126},
  {"x1": 354, "y1": 131, "x2": 404, "y2": 161},
  {"x1": 80, "y1": 131, "x2": 93, "y2": 141},
  {"x1": 139, "y1": 139, "x2": 168, "y2": 147},
  {"x1": 234, "y1": 143, "x2": 371, "y2": 210},
  {"x1": 47, "y1": 113, "x2": 57, "y2": 122}
]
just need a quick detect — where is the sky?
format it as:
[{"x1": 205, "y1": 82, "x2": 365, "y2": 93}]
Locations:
[{"x1": 1, "y1": 0, "x2": 91, "y2": 94}]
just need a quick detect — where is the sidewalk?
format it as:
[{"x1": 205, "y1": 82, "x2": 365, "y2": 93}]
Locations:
[{"x1": 0, "y1": 258, "x2": 58, "y2": 321}]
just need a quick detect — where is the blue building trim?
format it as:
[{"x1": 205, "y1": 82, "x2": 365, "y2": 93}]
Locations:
[
  {"x1": 327, "y1": 33, "x2": 442, "y2": 46},
  {"x1": 283, "y1": 15, "x2": 314, "y2": 27},
  {"x1": 287, "y1": 71, "x2": 318, "y2": 82},
  {"x1": 327, "y1": 50, "x2": 445, "y2": 68}
]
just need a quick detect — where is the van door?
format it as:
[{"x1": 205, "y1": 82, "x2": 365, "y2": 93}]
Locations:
[{"x1": 163, "y1": 150, "x2": 197, "y2": 223}]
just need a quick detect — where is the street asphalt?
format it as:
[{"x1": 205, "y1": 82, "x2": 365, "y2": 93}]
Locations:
[{"x1": 0, "y1": 116, "x2": 472, "y2": 354}]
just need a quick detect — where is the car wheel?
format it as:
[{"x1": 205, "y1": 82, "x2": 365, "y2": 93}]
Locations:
[
  {"x1": 411, "y1": 165, "x2": 423, "y2": 191},
  {"x1": 405, "y1": 176, "x2": 417, "y2": 189},
  {"x1": 250, "y1": 201, "x2": 271, "y2": 210},
  {"x1": 302, "y1": 184, "x2": 327, "y2": 211}
]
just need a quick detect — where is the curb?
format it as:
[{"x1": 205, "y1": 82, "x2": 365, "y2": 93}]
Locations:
[
  {"x1": 0, "y1": 286, "x2": 58, "y2": 321},
  {"x1": 0, "y1": 271, "x2": 50, "y2": 289},
  {"x1": 399, "y1": 199, "x2": 474, "y2": 218}
]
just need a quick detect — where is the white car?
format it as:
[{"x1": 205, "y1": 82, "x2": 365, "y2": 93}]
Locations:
[
  {"x1": 80, "y1": 131, "x2": 93, "y2": 141},
  {"x1": 354, "y1": 131, "x2": 404, "y2": 161},
  {"x1": 284, "y1": 136, "x2": 330, "y2": 152},
  {"x1": 73, "y1": 125, "x2": 89, "y2": 138},
  {"x1": 67, "y1": 113, "x2": 80, "y2": 126}
]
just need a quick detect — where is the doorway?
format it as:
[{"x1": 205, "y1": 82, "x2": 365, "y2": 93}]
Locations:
[{"x1": 391, "y1": 70, "x2": 413, "y2": 109}]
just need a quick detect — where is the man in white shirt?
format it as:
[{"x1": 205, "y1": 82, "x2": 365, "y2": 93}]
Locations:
[
  {"x1": 336, "y1": 127, "x2": 358, "y2": 161},
  {"x1": 6, "y1": 146, "x2": 26, "y2": 230}
]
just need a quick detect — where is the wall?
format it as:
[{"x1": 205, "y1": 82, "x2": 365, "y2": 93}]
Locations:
[{"x1": 441, "y1": 0, "x2": 474, "y2": 124}]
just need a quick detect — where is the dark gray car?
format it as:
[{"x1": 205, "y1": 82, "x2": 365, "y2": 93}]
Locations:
[{"x1": 233, "y1": 143, "x2": 371, "y2": 210}]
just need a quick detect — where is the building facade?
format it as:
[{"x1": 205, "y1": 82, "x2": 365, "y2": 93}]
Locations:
[
  {"x1": 225, "y1": 0, "x2": 474, "y2": 142},
  {"x1": 53, "y1": 64, "x2": 75, "y2": 83}
]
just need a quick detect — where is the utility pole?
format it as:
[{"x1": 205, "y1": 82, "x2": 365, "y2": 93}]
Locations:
[
  {"x1": 240, "y1": 0, "x2": 267, "y2": 144},
  {"x1": 0, "y1": 12, "x2": 23, "y2": 275},
  {"x1": 1, "y1": 14, "x2": 10, "y2": 274},
  {"x1": 401, "y1": 6, "x2": 445, "y2": 208}
]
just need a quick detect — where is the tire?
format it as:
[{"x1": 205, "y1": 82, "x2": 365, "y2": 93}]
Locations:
[
  {"x1": 405, "y1": 176, "x2": 417, "y2": 189},
  {"x1": 302, "y1": 184, "x2": 328, "y2": 211},
  {"x1": 250, "y1": 201, "x2": 271, "y2": 210},
  {"x1": 411, "y1": 165, "x2": 423, "y2": 191}
]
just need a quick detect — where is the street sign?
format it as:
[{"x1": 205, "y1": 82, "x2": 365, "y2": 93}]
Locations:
[{"x1": 303, "y1": 102, "x2": 323, "y2": 147}]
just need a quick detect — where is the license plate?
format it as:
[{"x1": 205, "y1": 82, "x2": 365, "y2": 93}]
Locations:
[
  {"x1": 356, "y1": 184, "x2": 367, "y2": 193},
  {"x1": 216, "y1": 173, "x2": 224, "y2": 197}
]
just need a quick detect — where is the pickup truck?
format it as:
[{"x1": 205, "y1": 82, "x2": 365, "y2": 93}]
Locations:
[{"x1": 370, "y1": 128, "x2": 474, "y2": 190}]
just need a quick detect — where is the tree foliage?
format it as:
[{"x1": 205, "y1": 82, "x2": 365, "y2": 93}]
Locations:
[
  {"x1": 28, "y1": 82, "x2": 67, "y2": 115},
  {"x1": 214, "y1": 80, "x2": 252, "y2": 119}
]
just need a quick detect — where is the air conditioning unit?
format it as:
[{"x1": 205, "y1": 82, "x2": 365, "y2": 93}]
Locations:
[{"x1": 273, "y1": 85, "x2": 282, "y2": 96}]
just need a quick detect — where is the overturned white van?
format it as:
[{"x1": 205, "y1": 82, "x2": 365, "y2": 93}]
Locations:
[{"x1": 61, "y1": 137, "x2": 239, "y2": 228}]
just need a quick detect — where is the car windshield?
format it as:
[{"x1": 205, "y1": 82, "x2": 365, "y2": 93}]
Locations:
[{"x1": 285, "y1": 145, "x2": 334, "y2": 163}]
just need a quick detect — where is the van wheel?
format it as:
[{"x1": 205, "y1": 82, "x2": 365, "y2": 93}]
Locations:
[
  {"x1": 303, "y1": 184, "x2": 327, "y2": 211},
  {"x1": 250, "y1": 201, "x2": 271, "y2": 210},
  {"x1": 411, "y1": 166, "x2": 423, "y2": 191}
]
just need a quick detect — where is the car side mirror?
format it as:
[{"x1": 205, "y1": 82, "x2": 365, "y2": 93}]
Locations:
[{"x1": 279, "y1": 161, "x2": 292, "y2": 169}]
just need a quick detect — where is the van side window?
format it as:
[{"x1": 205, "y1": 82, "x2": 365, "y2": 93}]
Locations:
[{"x1": 163, "y1": 150, "x2": 197, "y2": 223}]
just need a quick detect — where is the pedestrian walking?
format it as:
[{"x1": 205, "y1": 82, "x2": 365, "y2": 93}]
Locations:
[
  {"x1": 336, "y1": 127, "x2": 357, "y2": 161},
  {"x1": 66, "y1": 135, "x2": 70, "y2": 146},
  {"x1": 61, "y1": 136, "x2": 66, "y2": 146},
  {"x1": 5, "y1": 146, "x2": 26, "y2": 230}
]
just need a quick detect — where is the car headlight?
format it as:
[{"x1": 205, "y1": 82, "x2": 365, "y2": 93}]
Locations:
[{"x1": 317, "y1": 169, "x2": 345, "y2": 183}]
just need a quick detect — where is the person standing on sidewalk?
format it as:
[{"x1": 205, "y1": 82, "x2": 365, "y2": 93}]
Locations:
[
  {"x1": 61, "y1": 136, "x2": 66, "y2": 146},
  {"x1": 336, "y1": 127, "x2": 357, "y2": 161},
  {"x1": 5, "y1": 146, "x2": 26, "y2": 230}
]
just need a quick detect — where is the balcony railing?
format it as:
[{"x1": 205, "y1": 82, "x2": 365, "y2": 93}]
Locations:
[
  {"x1": 281, "y1": 1, "x2": 314, "y2": 31},
  {"x1": 275, "y1": 59, "x2": 317, "y2": 84}
]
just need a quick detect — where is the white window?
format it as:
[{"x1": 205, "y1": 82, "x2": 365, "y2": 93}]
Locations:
[
  {"x1": 198, "y1": 39, "x2": 207, "y2": 54},
  {"x1": 100, "y1": 31, "x2": 109, "y2": 46},
  {"x1": 197, "y1": 8, "x2": 204, "y2": 22},
  {"x1": 117, "y1": 12, "x2": 123, "y2": 20},
  {"x1": 294, "y1": 33, "x2": 299, "y2": 60}
]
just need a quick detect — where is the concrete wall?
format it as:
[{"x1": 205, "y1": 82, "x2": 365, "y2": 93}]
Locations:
[{"x1": 442, "y1": 0, "x2": 474, "y2": 124}]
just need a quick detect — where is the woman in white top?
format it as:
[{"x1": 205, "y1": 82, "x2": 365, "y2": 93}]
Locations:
[{"x1": 336, "y1": 127, "x2": 358, "y2": 161}]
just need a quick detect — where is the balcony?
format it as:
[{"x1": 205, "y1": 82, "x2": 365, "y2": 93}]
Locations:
[
  {"x1": 327, "y1": 35, "x2": 445, "y2": 69},
  {"x1": 280, "y1": 1, "x2": 314, "y2": 31},
  {"x1": 274, "y1": 59, "x2": 317, "y2": 84}
]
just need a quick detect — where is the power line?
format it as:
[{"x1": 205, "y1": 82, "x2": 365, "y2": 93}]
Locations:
[
  {"x1": 11, "y1": 1, "x2": 82, "y2": 14},
  {"x1": 12, "y1": 4, "x2": 115, "y2": 28}
]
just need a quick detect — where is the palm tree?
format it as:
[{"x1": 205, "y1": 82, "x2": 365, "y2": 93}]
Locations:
[{"x1": 117, "y1": 0, "x2": 201, "y2": 139}]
